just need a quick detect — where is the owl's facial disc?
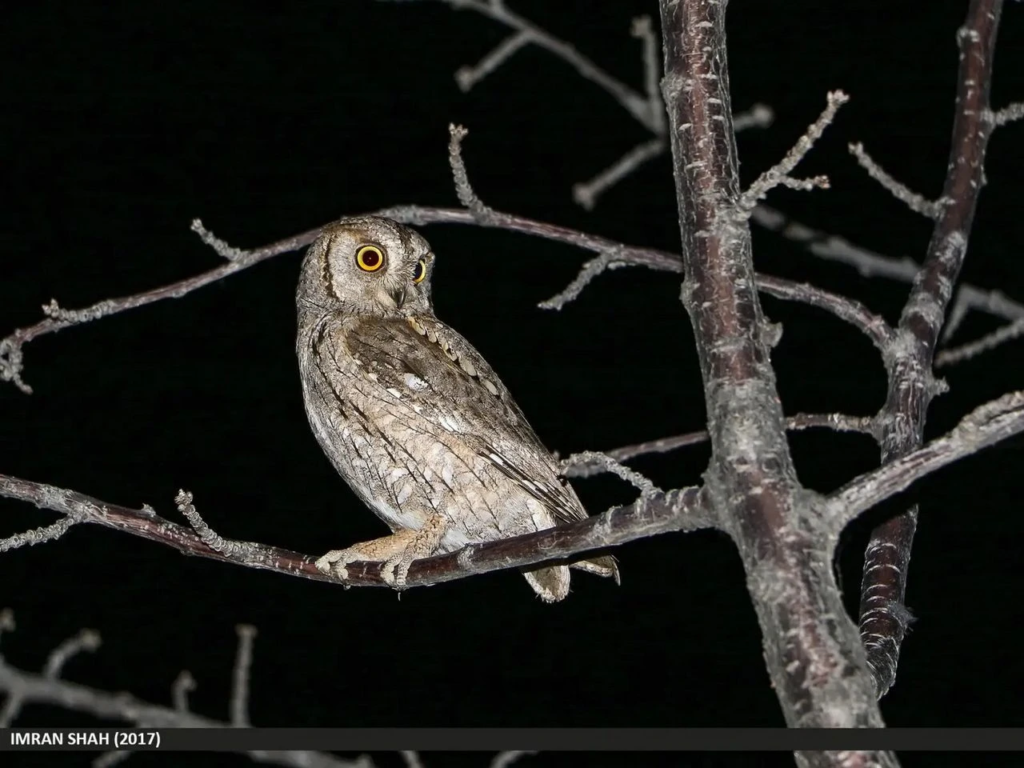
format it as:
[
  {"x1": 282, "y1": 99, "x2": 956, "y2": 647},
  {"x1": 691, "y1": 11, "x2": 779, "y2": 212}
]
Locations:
[
  {"x1": 352, "y1": 241, "x2": 410, "y2": 310},
  {"x1": 301, "y1": 216, "x2": 435, "y2": 317}
]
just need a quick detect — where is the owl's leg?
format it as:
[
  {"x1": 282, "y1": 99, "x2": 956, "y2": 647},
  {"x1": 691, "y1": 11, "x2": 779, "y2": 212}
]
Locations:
[{"x1": 315, "y1": 513, "x2": 448, "y2": 590}]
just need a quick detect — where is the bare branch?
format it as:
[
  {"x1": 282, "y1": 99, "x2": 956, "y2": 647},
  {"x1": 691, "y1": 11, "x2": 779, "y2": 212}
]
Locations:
[
  {"x1": 44, "y1": 629, "x2": 101, "y2": 679},
  {"x1": 572, "y1": 102, "x2": 772, "y2": 210},
  {"x1": 943, "y1": 284, "x2": 1024, "y2": 341},
  {"x1": 936, "y1": 316, "x2": 1024, "y2": 366},
  {"x1": 572, "y1": 138, "x2": 666, "y2": 211},
  {"x1": 848, "y1": 142, "x2": 943, "y2": 219},
  {"x1": 828, "y1": 391, "x2": 1024, "y2": 531},
  {"x1": 0, "y1": 628, "x2": 370, "y2": 768},
  {"x1": 858, "y1": 0, "x2": 1006, "y2": 699},
  {"x1": 0, "y1": 471, "x2": 712, "y2": 592},
  {"x1": 400, "y1": 753, "x2": 425, "y2": 768},
  {"x1": 94, "y1": 749, "x2": 133, "y2": 768},
  {"x1": 447, "y1": 124, "x2": 498, "y2": 222},
  {"x1": 738, "y1": 91, "x2": 848, "y2": 213},
  {"x1": 987, "y1": 101, "x2": 1024, "y2": 127},
  {"x1": 455, "y1": 30, "x2": 531, "y2": 92},
  {"x1": 733, "y1": 104, "x2": 775, "y2": 133},
  {"x1": 0, "y1": 608, "x2": 14, "y2": 647},
  {"x1": 191, "y1": 218, "x2": 249, "y2": 261},
  {"x1": 756, "y1": 274, "x2": 895, "y2": 352},
  {"x1": 564, "y1": 412, "x2": 876, "y2": 478},
  {"x1": 660, "y1": 0, "x2": 883, "y2": 729},
  {"x1": 0, "y1": 515, "x2": 79, "y2": 553},
  {"x1": 489, "y1": 754, "x2": 535, "y2": 768},
  {"x1": 172, "y1": 670, "x2": 196, "y2": 713},
  {"x1": 0, "y1": 222, "x2": 323, "y2": 394},
  {"x1": 631, "y1": 15, "x2": 666, "y2": 135},
  {"x1": 537, "y1": 251, "x2": 633, "y2": 310},
  {"x1": 416, "y1": 0, "x2": 657, "y2": 132},
  {"x1": 751, "y1": 204, "x2": 921, "y2": 280},
  {"x1": 6, "y1": 178, "x2": 898, "y2": 397},
  {"x1": 560, "y1": 451, "x2": 659, "y2": 497},
  {"x1": 231, "y1": 624, "x2": 257, "y2": 727},
  {"x1": 751, "y1": 205, "x2": 1024, "y2": 351},
  {"x1": 176, "y1": 489, "x2": 249, "y2": 558}
]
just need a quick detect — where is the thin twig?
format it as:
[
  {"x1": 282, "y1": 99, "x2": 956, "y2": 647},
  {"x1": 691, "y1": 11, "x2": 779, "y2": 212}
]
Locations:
[
  {"x1": 0, "y1": 516, "x2": 79, "y2": 553},
  {"x1": 848, "y1": 142, "x2": 943, "y2": 219},
  {"x1": 564, "y1": 412, "x2": 876, "y2": 478},
  {"x1": 738, "y1": 91, "x2": 848, "y2": 212},
  {"x1": 631, "y1": 15, "x2": 666, "y2": 135},
  {"x1": 943, "y1": 284, "x2": 1024, "y2": 342},
  {"x1": 751, "y1": 204, "x2": 1024, "y2": 353},
  {"x1": 176, "y1": 490, "x2": 248, "y2": 558},
  {"x1": 560, "y1": 451, "x2": 659, "y2": 497},
  {"x1": 733, "y1": 104, "x2": 775, "y2": 132},
  {"x1": 936, "y1": 317, "x2": 1024, "y2": 366},
  {"x1": 416, "y1": 0, "x2": 656, "y2": 131},
  {"x1": 0, "y1": 628, "x2": 369, "y2": 768},
  {"x1": 489, "y1": 753, "x2": 535, "y2": 768},
  {"x1": 573, "y1": 138, "x2": 666, "y2": 210},
  {"x1": 172, "y1": 671, "x2": 196, "y2": 713},
  {"x1": 537, "y1": 251, "x2": 629, "y2": 310},
  {"x1": 455, "y1": 30, "x2": 531, "y2": 92},
  {"x1": 987, "y1": 101, "x2": 1024, "y2": 127},
  {"x1": 448, "y1": 124, "x2": 496, "y2": 222},
  {"x1": 44, "y1": 629, "x2": 101, "y2": 679},
  {"x1": 231, "y1": 624, "x2": 257, "y2": 727}
]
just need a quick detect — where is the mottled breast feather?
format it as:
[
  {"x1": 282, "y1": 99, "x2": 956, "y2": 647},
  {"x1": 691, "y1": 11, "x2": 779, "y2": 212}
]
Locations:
[{"x1": 321, "y1": 313, "x2": 589, "y2": 527}]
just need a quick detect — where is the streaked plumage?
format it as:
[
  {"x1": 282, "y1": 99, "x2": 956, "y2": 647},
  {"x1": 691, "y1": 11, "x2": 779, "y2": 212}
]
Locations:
[{"x1": 295, "y1": 216, "x2": 617, "y2": 601}]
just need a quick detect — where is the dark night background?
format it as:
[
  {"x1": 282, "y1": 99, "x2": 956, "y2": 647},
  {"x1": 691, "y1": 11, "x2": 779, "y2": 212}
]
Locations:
[{"x1": 2, "y1": 0, "x2": 1024, "y2": 764}]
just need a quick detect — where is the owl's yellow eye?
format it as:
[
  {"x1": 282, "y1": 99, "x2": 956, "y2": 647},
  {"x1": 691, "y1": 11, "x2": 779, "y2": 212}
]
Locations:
[
  {"x1": 355, "y1": 244, "x2": 385, "y2": 272},
  {"x1": 412, "y1": 259, "x2": 427, "y2": 284}
]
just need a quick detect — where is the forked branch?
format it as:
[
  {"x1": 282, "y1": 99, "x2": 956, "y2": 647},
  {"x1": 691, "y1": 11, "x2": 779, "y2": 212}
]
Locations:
[{"x1": 858, "y1": 0, "x2": 1006, "y2": 699}]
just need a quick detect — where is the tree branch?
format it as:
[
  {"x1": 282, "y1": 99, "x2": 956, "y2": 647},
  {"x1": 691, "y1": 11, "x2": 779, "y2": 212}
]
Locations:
[
  {"x1": 750, "y1": 205, "x2": 1024, "y2": 351},
  {"x1": 847, "y1": 142, "x2": 943, "y2": 219},
  {"x1": 858, "y1": 0, "x2": 1005, "y2": 700},
  {"x1": 564, "y1": 412, "x2": 876, "y2": 479},
  {"x1": 0, "y1": 224, "x2": 324, "y2": 395},
  {"x1": 0, "y1": 617, "x2": 372, "y2": 768},
  {"x1": 829, "y1": 391, "x2": 1024, "y2": 532},
  {"x1": 0, "y1": 472, "x2": 711, "y2": 591},
  {"x1": 3, "y1": 195, "x2": 894, "y2": 394},
  {"x1": 659, "y1": 0, "x2": 886, "y2": 734}
]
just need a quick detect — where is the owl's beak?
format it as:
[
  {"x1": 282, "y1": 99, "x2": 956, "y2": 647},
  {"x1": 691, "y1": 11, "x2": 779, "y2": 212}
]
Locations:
[{"x1": 387, "y1": 286, "x2": 407, "y2": 309}]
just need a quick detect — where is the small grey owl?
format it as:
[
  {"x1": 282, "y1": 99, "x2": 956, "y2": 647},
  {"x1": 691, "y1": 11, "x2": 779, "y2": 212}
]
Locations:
[{"x1": 295, "y1": 216, "x2": 618, "y2": 602}]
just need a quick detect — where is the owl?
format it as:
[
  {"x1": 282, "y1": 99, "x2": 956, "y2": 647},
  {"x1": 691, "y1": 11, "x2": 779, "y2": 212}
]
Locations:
[{"x1": 295, "y1": 216, "x2": 618, "y2": 602}]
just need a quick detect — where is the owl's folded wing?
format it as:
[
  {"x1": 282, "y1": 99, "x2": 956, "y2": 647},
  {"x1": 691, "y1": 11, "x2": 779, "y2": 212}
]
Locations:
[{"x1": 343, "y1": 316, "x2": 589, "y2": 525}]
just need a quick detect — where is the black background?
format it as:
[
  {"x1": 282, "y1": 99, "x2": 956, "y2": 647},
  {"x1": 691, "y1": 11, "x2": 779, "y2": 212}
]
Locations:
[{"x1": 2, "y1": 0, "x2": 1024, "y2": 761}]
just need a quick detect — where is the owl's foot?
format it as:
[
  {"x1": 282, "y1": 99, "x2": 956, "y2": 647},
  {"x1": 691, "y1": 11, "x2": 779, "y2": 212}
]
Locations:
[{"x1": 315, "y1": 514, "x2": 448, "y2": 590}]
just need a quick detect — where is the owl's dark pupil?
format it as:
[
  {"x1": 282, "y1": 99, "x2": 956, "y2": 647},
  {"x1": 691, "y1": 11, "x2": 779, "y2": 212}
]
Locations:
[
  {"x1": 413, "y1": 262, "x2": 424, "y2": 280},
  {"x1": 362, "y1": 250, "x2": 380, "y2": 266}
]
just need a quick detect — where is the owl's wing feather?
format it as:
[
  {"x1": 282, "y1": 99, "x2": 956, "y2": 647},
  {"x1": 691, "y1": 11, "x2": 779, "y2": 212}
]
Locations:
[{"x1": 342, "y1": 316, "x2": 588, "y2": 526}]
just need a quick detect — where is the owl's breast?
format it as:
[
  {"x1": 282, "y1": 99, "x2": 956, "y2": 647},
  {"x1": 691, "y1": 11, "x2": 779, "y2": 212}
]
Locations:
[{"x1": 299, "y1": 313, "x2": 567, "y2": 544}]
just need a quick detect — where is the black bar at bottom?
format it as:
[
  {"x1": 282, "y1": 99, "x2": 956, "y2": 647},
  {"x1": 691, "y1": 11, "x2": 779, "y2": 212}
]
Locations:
[{"x1": 0, "y1": 728, "x2": 1018, "y2": 751}]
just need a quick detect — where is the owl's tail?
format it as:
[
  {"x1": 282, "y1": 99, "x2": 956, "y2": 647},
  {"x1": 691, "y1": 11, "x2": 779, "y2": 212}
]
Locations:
[{"x1": 522, "y1": 556, "x2": 620, "y2": 602}]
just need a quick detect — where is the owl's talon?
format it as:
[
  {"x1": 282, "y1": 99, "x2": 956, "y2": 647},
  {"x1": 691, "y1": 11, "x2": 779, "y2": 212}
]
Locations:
[
  {"x1": 315, "y1": 550, "x2": 352, "y2": 581},
  {"x1": 380, "y1": 554, "x2": 412, "y2": 590}
]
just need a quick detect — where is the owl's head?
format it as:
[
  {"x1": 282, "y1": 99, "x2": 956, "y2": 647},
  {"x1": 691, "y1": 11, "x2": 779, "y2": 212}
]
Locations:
[{"x1": 297, "y1": 216, "x2": 435, "y2": 319}]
